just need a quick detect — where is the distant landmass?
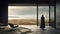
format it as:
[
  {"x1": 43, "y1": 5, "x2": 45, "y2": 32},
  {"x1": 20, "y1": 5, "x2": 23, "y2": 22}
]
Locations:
[{"x1": 8, "y1": 19, "x2": 49, "y2": 25}]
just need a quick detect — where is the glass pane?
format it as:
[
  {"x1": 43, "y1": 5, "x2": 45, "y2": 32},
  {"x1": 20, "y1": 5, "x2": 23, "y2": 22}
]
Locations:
[
  {"x1": 8, "y1": 6, "x2": 37, "y2": 25},
  {"x1": 38, "y1": 6, "x2": 49, "y2": 26},
  {"x1": 49, "y1": 6, "x2": 54, "y2": 26},
  {"x1": 56, "y1": 3, "x2": 60, "y2": 28}
]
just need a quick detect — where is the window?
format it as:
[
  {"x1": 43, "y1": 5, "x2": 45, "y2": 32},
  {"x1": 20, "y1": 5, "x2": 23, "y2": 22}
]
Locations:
[{"x1": 8, "y1": 6, "x2": 37, "y2": 25}]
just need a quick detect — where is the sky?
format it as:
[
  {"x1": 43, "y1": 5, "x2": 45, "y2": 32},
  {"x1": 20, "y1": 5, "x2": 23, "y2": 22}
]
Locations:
[{"x1": 8, "y1": 6, "x2": 49, "y2": 19}]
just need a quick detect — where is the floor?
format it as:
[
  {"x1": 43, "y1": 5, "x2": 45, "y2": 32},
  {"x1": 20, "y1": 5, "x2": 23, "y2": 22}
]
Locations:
[{"x1": 0, "y1": 25, "x2": 60, "y2": 34}]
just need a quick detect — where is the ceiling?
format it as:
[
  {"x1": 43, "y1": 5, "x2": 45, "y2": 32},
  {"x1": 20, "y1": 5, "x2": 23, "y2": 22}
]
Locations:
[
  {"x1": 8, "y1": 0, "x2": 56, "y2": 6},
  {"x1": 8, "y1": 0, "x2": 54, "y2": 4}
]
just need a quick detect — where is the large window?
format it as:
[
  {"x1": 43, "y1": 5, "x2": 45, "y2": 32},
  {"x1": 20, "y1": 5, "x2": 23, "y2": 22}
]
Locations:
[
  {"x1": 8, "y1": 6, "x2": 37, "y2": 25},
  {"x1": 8, "y1": 5, "x2": 49, "y2": 26}
]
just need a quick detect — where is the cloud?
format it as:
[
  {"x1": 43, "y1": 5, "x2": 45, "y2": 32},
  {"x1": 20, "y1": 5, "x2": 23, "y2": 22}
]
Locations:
[
  {"x1": 8, "y1": 6, "x2": 37, "y2": 15},
  {"x1": 8, "y1": 6, "x2": 49, "y2": 19}
]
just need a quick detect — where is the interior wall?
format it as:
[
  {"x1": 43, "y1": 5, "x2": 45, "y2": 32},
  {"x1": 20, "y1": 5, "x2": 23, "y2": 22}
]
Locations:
[{"x1": 0, "y1": 0, "x2": 8, "y2": 26}]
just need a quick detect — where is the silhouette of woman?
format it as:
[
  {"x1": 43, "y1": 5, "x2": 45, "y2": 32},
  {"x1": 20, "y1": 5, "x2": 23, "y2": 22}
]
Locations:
[{"x1": 40, "y1": 15, "x2": 45, "y2": 28}]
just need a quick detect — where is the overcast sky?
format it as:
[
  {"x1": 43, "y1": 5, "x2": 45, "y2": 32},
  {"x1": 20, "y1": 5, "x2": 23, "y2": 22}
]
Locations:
[{"x1": 8, "y1": 6, "x2": 49, "y2": 19}]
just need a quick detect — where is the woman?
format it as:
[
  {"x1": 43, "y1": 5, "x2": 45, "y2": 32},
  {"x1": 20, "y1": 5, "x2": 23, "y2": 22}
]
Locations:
[{"x1": 40, "y1": 15, "x2": 45, "y2": 28}]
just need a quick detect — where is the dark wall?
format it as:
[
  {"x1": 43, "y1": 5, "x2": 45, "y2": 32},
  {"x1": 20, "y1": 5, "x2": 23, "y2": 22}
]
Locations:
[{"x1": 0, "y1": 0, "x2": 8, "y2": 26}]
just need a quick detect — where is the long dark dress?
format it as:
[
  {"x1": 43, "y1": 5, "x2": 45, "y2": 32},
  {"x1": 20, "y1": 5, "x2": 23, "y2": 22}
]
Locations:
[{"x1": 40, "y1": 15, "x2": 45, "y2": 28}]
